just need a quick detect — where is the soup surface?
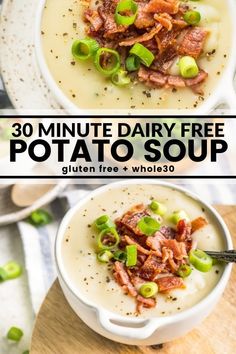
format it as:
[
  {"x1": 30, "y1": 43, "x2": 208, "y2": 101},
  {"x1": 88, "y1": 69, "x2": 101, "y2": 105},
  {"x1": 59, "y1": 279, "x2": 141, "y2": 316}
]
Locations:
[
  {"x1": 62, "y1": 184, "x2": 224, "y2": 318},
  {"x1": 41, "y1": 0, "x2": 232, "y2": 111}
]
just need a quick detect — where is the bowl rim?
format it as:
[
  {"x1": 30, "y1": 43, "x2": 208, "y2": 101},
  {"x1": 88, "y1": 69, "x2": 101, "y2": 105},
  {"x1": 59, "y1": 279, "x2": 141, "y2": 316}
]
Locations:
[
  {"x1": 35, "y1": 0, "x2": 236, "y2": 114},
  {"x1": 55, "y1": 179, "x2": 233, "y2": 325}
]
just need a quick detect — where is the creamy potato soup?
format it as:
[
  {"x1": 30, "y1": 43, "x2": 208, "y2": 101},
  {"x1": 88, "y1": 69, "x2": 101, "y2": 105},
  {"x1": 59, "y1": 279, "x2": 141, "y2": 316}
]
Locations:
[
  {"x1": 41, "y1": 0, "x2": 232, "y2": 110},
  {"x1": 62, "y1": 184, "x2": 224, "y2": 318}
]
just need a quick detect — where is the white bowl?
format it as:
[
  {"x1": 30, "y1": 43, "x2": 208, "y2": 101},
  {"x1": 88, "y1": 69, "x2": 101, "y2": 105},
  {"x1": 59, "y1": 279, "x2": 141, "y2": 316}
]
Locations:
[
  {"x1": 35, "y1": 0, "x2": 236, "y2": 114},
  {"x1": 55, "y1": 180, "x2": 232, "y2": 346}
]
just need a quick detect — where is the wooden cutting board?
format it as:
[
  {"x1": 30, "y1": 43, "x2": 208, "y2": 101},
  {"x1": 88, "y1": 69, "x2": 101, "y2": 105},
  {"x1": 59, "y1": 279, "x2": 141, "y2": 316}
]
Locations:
[{"x1": 30, "y1": 205, "x2": 236, "y2": 354}]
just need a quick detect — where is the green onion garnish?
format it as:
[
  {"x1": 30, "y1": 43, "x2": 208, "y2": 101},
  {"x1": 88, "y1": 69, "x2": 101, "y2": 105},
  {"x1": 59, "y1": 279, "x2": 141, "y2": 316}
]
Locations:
[
  {"x1": 130, "y1": 43, "x2": 154, "y2": 67},
  {"x1": 189, "y1": 249, "x2": 213, "y2": 272},
  {"x1": 169, "y1": 210, "x2": 190, "y2": 224},
  {"x1": 177, "y1": 264, "x2": 192, "y2": 278},
  {"x1": 115, "y1": 0, "x2": 138, "y2": 26},
  {"x1": 72, "y1": 38, "x2": 99, "y2": 61},
  {"x1": 149, "y1": 200, "x2": 167, "y2": 216},
  {"x1": 94, "y1": 48, "x2": 120, "y2": 76},
  {"x1": 184, "y1": 10, "x2": 201, "y2": 25},
  {"x1": 97, "y1": 250, "x2": 113, "y2": 263},
  {"x1": 22, "y1": 351, "x2": 30, "y2": 354},
  {"x1": 126, "y1": 245, "x2": 137, "y2": 267},
  {"x1": 0, "y1": 267, "x2": 8, "y2": 282},
  {"x1": 94, "y1": 215, "x2": 115, "y2": 231},
  {"x1": 7, "y1": 327, "x2": 24, "y2": 342},
  {"x1": 125, "y1": 55, "x2": 140, "y2": 72},
  {"x1": 139, "y1": 282, "x2": 158, "y2": 298},
  {"x1": 137, "y1": 216, "x2": 160, "y2": 236},
  {"x1": 113, "y1": 250, "x2": 127, "y2": 262},
  {"x1": 2, "y1": 261, "x2": 22, "y2": 280},
  {"x1": 179, "y1": 56, "x2": 199, "y2": 79},
  {"x1": 97, "y1": 227, "x2": 120, "y2": 250},
  {"x1": 27, "y1": 209, "x2": 52, "y2": 227},
  {"x1": 111, "y1": 69, "x2": 130, "y2": 86}
]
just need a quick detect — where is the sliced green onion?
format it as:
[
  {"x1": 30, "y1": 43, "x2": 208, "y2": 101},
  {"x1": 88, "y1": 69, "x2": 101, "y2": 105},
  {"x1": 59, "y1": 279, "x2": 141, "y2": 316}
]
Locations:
[
  {"x1": 130, "y1": 43, "x2": 154, "y2": 67},
  {"x1": 97, "y1": 250, "x2": 113, "y2": 263},
  {"x1": 149, "y1": 200, "x2": 167, "y2": 216},
  {"x1": 126, "y1": 55, "x2": 140, "y2": 71},
  {"x1": 94, "y1": 215, "x2": 115, "y2": 230},
  {"x1": 72, "y1": 38, "x2": 99, "y2": 61},
  {"x1": 2, "y1": 261, "x2": 22, "y2": 280},
  {"x1": 94, "y1": 48, "x2": 120, "y2": 76},
  {"x1": 27, "y1": 209, "x2": 52, "y2": 227},
  {"x1": 126, "y1": 245, "x2": 137, "y2": 267},
  {"x1": 97, "y1": 227, "x2": 120, "y2": 250},
  {"x1": 0, "y1": 267, "x2": 8, "y2": 282},
  {"x1": 111, "y1": 69, "x2": 130, "y2": 86},
  {"x1": 139, "y1": 282, "x2": 158, "y2": 298},
  {"x1": 189, "y1": 249, "x2": 213, "y2": 272},
  {"x1": 22, "y1": 351, "x2": 29, "y2": 354},
  {"x1": 7, "y1": 327, "x2": 24, "y2": 342},
  {"x1": 169, "y1": 210, "x2": 190, "y2": 224},
  {"x1": 137, "y1": 216, "x2": 160, "y2": 236},
  {"x1": 115, "y1": 0, "x2": 138, "y2": 26},
  {"x1": 177, "y1": 264, "x2": 192, "y2": 278},
  {"x1": 179, "y1": 56, "x2": 199, "y2": 79},
  {"x1": 113, "y1": 250, "x2": 127, "y2": 262},
  {"x1": 184, "y1": 10, "x2": 201, "y2": 25}
]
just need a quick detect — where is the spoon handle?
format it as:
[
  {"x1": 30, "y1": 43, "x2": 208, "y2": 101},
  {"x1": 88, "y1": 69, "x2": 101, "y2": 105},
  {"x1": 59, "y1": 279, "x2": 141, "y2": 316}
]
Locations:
[{"x1": 205, "y1": 250, "x2": 236, "y2": 263}]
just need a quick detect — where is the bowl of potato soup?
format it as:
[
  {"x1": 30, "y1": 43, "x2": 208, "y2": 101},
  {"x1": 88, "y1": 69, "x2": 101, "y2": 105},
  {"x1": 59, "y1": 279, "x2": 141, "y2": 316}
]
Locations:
[
  {"x1": 35, "y1": 0, "x2": 236, "y2": 113},
  {"x1": 55, "y1": 180, "x2": 232, "y2": 345}
]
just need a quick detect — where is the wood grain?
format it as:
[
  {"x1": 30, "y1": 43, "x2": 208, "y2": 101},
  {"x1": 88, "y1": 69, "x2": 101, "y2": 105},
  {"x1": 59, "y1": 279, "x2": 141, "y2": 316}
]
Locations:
[{"x1": 30, "y1": 206, "x2": 236, "y2": 354}]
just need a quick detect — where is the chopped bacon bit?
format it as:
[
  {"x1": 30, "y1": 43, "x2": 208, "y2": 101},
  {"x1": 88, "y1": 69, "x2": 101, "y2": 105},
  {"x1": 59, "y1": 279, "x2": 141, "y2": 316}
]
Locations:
[
  {"x1": 135, "y1": 3, "x2": 156, "y2": 29},
  {"x1": 144, "y1": 0, "x2": 180, "y2": 15},
  {"x1": 178, "y1": 27, "x2": 208, "y2": 59},
  {"x1": 161, "y1": 239, "x2": 187, "y2": 260},
  {"x1": 124, "y1": 235, "x2": 150, "y2": 255},
  {"x1": 140, "y1": 254, "x2": 166, "y2": 280},
  {"x1": 154, "y1": 13, "x2": 173, "y2": 31},
  {"x1": 114, "y1": 261, "x2": 138, "y2": 297},
  {"x1": 146, "y1": 232, "x2": 166, "y2": 256},
  {"x1": 176, "y1": 219, "x2": 192, "y2": 242},
  {"x1": 191, "y1": 216, "x2": 208, "y2": 234},
  {"x1": 84, "y1": 10, "x2": 103, "y2": 32},
  {"x1": 156, "y1": 276, "x2": 185, "y2": 293},
  {"x1": 119, "y1": 24, "x2": 162, "y2": 47},
  {"x1": 138, "y1": 66, "x2": 207, "y2": 91},
  {"x1": 116, "y1": 204, "x2": 149, "y2": 236}
]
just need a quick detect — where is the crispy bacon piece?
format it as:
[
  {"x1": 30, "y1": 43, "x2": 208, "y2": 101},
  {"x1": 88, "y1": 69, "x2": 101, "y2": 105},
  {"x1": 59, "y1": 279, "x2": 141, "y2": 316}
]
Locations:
[
  {"x1": 176, "y1": 219, "x2": 192, "y2": 242},
  {"x1": 162, "y1": 247, "x2": 179, "y2": 272},
  {"x1": 116, "y1": 204, "x2": 149, "y2": 236},
  {"x1": 136, "y1": 295, "x2": 156, "y2": 313},
  {"x1": 154, "y1": 13, "x2": 173, "y2": 31},
  {"x1": 156, "y1": 276, "x2": 185, "y2": 293},
  {"x1": 178, "y1": 27, "x2": 208, "y2": 59},
  {"x1": 146, "y1": 232, "x2": 166, "y2": 256},
  {"x1": 139, "y1": 254, "x2": 166, "y2": 280},
  {"x1": 119, "y1": 24, "x2": 162, "y2": 47},
  {"x1": 160, "y1": 225, "x2": 176, "y2": 239},
  {"x1": 144, "y1": 0, "x2": 179, "y2": 15},
  {"x1": 84, "y1": 10, "x2": 103, "y2": 32},
  {"x1": 135, "y1": 3, "x2": 156, "y2": 29},
  {"x1": 124, "y1": 235, "x2": 150, "y2": 255},
  {"x1": 138, "y1": 66, "x2": 208, "y2": 91},
  {"x1": 103, "y1": 14, "x2": 127, "y2": 38},
  {"x1": 161, "y1": 239, "x2": 187, "y2": 260},
  {"x1": 191, "y1": 216, "x2": 208, "y2": 234},
  {"x1": 113, "y1": 261, "x2": 138, "y2": 297}
]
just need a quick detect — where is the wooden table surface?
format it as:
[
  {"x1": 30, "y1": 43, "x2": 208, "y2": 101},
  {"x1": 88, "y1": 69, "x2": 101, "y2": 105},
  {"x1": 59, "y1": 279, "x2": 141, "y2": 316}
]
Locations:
[{"x1": 31, "y1": 205, "x2": 236, "y2": 354}]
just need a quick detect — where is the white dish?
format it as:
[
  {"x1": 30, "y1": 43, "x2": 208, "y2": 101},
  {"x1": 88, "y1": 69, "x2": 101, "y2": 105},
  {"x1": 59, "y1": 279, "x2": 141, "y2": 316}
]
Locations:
[{"x1": 55, "y1": 180, "x2": 232, "y2": 345}]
